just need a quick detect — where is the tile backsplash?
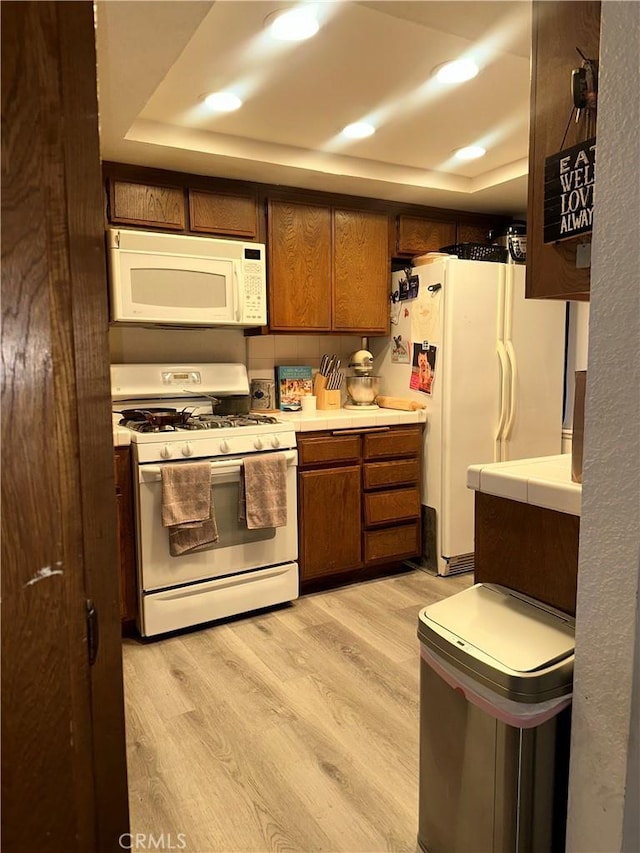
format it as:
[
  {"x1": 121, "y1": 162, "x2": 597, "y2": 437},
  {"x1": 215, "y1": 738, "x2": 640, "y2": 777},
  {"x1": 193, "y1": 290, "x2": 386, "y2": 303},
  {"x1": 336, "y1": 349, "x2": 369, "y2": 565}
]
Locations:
[
  {"x1": 109, "y1": 327, "x2": 374, "y2": 405},
  {"x1": 247, "y1": 334, "x2": 365, "y2": 385}
]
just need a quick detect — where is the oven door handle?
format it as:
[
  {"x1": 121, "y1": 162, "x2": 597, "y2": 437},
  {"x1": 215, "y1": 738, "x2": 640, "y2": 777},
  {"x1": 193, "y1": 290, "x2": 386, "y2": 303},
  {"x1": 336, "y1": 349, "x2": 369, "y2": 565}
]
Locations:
[{"x1": 139, "y1": 450, "x2": 298, "y2": 483}]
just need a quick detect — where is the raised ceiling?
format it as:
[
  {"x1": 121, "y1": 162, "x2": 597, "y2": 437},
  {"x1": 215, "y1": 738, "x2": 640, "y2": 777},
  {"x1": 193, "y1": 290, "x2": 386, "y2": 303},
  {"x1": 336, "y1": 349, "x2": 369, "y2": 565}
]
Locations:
[{"x1": 95, "y1": 1, "x2": 532, "y2": 214}]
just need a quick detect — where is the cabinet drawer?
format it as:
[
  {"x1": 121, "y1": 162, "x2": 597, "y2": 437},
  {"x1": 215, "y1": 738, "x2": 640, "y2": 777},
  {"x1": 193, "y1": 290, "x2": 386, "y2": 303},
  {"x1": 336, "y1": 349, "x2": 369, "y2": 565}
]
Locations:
[
  {"x1": 363, "y1": 458, "x2": 420, "y2": 489},
  {"x1": 364, "y1": 521, "x2": 421, "y2": 564},
  {"x1": 298, "y1": 435, "x2": 360, "y2": 467},
  {"x1": 364, "y1": 487, "x2": 420, "y2": 527},
  {"x1": 363, "y1": 428, "x2": 422, "y2": 460}
]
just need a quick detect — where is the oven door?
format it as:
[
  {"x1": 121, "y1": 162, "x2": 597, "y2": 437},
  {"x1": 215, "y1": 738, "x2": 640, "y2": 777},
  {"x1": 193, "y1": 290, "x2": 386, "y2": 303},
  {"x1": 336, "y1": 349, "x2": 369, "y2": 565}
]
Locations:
[{"x1": 136, "y1": 451, "x2": 298, "y2": 592}]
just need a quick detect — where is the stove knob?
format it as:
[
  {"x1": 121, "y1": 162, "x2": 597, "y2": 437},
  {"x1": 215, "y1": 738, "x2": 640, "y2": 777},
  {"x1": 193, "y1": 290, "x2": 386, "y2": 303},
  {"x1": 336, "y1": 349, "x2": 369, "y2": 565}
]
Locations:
[
  {"x1": 220, "y1": 439, "x2": 230, "y2": 454},
  {"x1": 160, "y1": 445, "x2": 173, "y2": 459},
  {"x1": 270, "y1": 436, "x2": 281, "y2": 449},
  {"x1": 182, "y1": 442, "x2": 194, "y2": 457},
  {"x1": 254, "y1": 438, "x2": 264, "y2": 450}
]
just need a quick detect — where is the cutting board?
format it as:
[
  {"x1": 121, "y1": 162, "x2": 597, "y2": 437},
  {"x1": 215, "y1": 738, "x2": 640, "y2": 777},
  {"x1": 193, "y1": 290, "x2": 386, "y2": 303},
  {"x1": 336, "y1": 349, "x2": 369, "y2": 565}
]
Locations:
[{"x1": 376, "y1": 395, "x2": 426, "y2": 411}]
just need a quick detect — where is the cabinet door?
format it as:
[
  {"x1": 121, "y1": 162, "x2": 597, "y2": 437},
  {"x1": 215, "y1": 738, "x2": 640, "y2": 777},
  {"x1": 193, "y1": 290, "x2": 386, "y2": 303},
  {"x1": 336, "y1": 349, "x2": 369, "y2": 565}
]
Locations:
[
  {"x1": 268, "y1": 200, "x2": 332, "y2": 331},
  {"x1": 527, "y1": 1, "x2": 600, "y2": 299},
  {"x1": 456, "y1": 220, "x2": 491, "y2": 244},
  {"x1": 108, "y1": 178, "x2": 185, "y2": 230},
  {"x1": 396, "y1": 215, "x2": 456, "y2": 256},
  {"x1": 333, "y1": 209, "x2": 389, "y2": 334},
  {"x1": 188, "y1": 189, "x2": 257, "y2": 238},
  {"x1": 299, "y1": 466, "x2": 362, "y2": 579}
]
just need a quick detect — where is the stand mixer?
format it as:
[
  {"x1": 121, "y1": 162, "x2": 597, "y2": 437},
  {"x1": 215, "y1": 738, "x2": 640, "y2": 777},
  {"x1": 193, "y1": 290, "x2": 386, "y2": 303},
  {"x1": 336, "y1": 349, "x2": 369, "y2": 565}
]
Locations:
[{"x1": 345, "y1": 346, "x2": 380, "y2": 409}]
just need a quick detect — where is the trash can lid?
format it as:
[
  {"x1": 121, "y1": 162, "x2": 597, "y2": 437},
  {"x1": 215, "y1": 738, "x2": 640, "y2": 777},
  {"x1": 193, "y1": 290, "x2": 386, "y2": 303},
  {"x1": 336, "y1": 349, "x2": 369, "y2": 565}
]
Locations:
[{"x1": 418, "y1": 584, "x2": 575, "y2": 702}]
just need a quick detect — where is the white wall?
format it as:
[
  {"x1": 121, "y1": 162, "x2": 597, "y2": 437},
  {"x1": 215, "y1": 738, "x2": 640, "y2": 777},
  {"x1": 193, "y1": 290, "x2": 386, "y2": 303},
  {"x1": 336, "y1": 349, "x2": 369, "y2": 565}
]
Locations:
[{"x1": 566, "y1": 3, "x2": 640, "y2": 851}]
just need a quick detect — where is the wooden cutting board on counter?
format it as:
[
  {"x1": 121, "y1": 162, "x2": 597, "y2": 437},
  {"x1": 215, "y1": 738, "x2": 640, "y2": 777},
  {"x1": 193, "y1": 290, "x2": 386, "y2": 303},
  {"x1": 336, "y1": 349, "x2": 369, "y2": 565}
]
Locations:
[{"x1": 376, "y1": 396, "x2": 427, "y2": 411}]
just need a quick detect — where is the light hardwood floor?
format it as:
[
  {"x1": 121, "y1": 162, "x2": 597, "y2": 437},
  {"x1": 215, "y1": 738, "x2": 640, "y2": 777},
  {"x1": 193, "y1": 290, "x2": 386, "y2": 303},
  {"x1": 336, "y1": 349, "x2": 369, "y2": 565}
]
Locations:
[{"x1": 123, "y1": 569, "x2": 472, "y2": 853}]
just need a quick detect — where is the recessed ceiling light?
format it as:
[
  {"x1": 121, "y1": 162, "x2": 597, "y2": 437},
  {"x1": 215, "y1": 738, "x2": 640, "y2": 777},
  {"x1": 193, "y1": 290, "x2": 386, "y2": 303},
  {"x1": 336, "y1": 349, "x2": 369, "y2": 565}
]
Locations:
[
  {"x1": 204, "y1": 92, "x2": 243, "y2": 112},
  {"x1": 342, "y1": 122, "x2": 375, "y2": 139},
  {"x1": 436, "y1": 59, "x2": 479, "y2": 84},
  {"x1": 455, "y1": 145, "x2": 486, "y2": 160},
  {"x1": 268, "y1": 6, "x2": 320, "y2": 41}
]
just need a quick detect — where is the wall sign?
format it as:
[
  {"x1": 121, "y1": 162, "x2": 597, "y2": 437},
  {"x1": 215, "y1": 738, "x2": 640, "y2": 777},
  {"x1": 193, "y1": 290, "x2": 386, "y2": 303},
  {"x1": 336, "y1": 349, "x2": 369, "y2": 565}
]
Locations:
[{"x1": 544, "y1": 137, "x2": 596, "y2": 243}]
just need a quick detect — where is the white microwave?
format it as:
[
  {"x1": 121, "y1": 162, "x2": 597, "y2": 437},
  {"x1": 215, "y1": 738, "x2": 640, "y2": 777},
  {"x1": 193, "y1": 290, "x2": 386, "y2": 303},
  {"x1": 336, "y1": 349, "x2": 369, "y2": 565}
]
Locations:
[{"x1": 107, "y1": 228, "x2": 267, "y2": 327}]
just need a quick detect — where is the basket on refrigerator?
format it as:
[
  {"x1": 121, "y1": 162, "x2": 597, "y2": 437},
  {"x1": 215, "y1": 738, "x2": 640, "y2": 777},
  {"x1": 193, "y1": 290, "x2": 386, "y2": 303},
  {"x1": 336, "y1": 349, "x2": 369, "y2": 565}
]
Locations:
[{"x1": 439, "y1": 243, "x2": 508, "y2": 263}]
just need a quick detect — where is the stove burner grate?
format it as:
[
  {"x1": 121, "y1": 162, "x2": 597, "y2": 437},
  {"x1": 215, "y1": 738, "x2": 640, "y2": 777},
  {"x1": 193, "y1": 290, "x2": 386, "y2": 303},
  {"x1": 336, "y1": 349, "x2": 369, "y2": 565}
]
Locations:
[
  {"x1": 120, "y1": 419, "x2": 178, "y2": 433},
  {"x1": 119, "y1": 412, "x2": 281, "y2": 432}
]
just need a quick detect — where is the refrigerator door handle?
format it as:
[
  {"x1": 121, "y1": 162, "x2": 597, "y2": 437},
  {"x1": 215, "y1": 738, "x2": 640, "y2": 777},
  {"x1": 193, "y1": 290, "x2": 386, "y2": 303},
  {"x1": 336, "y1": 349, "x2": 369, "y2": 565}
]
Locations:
[
  {"x1": 496, "y1": 340, "x2": 510, "y2": 449},
  {"x1": 504, "y1": 340, "x2": 518, "y2": 442}
]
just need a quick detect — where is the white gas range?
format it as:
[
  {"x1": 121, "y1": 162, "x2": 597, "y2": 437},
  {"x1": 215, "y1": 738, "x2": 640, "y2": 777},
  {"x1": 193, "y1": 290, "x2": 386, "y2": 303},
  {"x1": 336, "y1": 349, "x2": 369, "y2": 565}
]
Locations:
[{"x1": 112, "y1": 363, "x2": 299, "y2": 637}]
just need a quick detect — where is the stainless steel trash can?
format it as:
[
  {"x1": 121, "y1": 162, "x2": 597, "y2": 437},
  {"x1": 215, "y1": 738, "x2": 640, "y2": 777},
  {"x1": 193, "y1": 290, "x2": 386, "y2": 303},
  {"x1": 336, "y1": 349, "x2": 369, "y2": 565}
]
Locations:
[{"x1": 417, "y1": 583, "x2": 575, "y2": 853}]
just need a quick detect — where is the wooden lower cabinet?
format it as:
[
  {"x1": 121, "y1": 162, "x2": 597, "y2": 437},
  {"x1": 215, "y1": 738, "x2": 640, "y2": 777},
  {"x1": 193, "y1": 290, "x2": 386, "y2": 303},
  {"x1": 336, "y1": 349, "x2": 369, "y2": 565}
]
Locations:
[
  {"x1": 364, "y1": 522, "x2": 421, "y2": 564},
  {"x1": 474, "y1": 492, "x2": 580, "y2": 616},
  {"x1": 299, "y1": 465, "x2": 362, "y2": 580},
  {"x1": 297, "y1": 425, "x2": 422, "y2": 584},
  {"x1": 114, "y1": 447, "x2": 137, "y2": 625},
  {"x1": 364, "y1": 487, "x2": 420, "y2": 527}
]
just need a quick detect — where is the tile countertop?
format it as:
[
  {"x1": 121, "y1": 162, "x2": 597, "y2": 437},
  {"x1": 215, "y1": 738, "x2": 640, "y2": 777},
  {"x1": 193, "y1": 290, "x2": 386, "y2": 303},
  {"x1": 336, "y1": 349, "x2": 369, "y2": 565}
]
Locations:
[
  {"x1": 112, "y1": 407, "x2": 426, "y2": 447},
  {"x1": 467, "y1": 454, "x2": 581, "y2": 517},
  {"x1": 275, "y1": 406, "x2": 427, "y2": 432}
]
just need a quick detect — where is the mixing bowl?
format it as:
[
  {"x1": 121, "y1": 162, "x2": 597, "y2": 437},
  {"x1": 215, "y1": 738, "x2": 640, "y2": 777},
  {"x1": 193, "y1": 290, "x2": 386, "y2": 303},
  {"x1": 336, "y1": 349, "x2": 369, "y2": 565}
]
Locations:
[{"x1": 346, "y1": 375, "x2": 380, "y2": 405}]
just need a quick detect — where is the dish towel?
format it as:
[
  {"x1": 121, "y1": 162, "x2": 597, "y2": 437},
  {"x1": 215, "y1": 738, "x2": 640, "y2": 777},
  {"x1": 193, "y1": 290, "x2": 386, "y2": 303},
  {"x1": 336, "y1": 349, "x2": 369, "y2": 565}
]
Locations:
[
  {"x1": 239, "y1": 452, "x2": 287, "y2": 530},
  {"x1": 161, "y1": 462, "x2": 218, "y2": 557}
]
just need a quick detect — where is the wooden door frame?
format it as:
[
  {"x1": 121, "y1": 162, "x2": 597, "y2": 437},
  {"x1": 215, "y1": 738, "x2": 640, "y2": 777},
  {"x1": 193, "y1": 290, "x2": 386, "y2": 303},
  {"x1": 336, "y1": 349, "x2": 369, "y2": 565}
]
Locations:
[{"x1": 1, "y1": 3, "x2": 129, "y2": 851}]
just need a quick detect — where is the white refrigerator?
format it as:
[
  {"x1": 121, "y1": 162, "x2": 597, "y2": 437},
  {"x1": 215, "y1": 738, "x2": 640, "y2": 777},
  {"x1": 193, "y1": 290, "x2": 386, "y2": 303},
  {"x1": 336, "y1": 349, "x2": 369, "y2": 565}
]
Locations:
[{"x1": 370, "y1": 257, "x2": 566, "y2": 575}]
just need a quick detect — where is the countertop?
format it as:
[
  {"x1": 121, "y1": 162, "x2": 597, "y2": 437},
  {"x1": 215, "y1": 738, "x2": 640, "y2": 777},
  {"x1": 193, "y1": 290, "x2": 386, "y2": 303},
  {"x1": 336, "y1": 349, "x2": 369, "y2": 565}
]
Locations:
[
  {"x1": 274, "y1": 406, "x2": 426, "y2": 432},
  {"x1": 113, "y1": 406, "x2": 426, "y2": 448},
  {"x1": 467, "y1": 454, "x2": 581, "y2": 516}
]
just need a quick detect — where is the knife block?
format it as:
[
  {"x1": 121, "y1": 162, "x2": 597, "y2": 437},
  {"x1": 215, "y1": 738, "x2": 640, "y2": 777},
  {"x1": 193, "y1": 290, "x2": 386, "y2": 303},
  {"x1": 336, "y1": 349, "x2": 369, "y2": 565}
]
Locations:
[{"x1": 314, "y1": 374, "x2": 341, "y2": 410}]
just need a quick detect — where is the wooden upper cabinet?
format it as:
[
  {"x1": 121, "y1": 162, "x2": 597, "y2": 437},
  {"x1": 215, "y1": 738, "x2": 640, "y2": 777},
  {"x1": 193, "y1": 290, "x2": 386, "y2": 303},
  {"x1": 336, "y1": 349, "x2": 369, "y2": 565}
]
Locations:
[
  {"x1": 267, "y1": 199, "x2": 332, "y2": 331},
  {"x1": 456, "y1": 220, "x2": 492, "y2": 244},
  {"x1": 267, "y1": 200, "x2": 389, "y2": 334},
  {"x1": 527, "y1": 1, "x2": 600, "y2": 300},
  {"x1": 108, "y1": 178, "x2": 185, "y2": 230},
  {"x1": 396, "y1": 215, "x2": 456, "y2": 256},
  {"x1": 333, "y1": 209, "x2": 389, "y2": 333},
  {"x1": 188, "y1": 189, "x2": 258, "y2": 238}
]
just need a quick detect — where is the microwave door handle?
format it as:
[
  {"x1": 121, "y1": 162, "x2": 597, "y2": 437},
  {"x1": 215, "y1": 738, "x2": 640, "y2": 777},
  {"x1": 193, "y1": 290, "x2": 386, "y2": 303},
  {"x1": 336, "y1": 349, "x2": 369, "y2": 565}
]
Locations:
[{"x1": 234, "y1": 263, "x2": 243, "y2": 322}]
